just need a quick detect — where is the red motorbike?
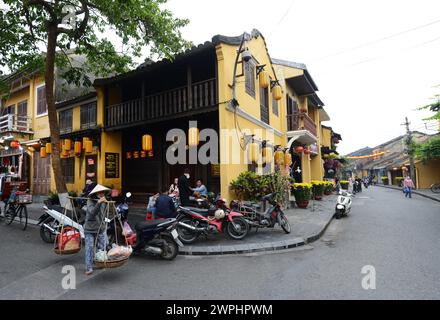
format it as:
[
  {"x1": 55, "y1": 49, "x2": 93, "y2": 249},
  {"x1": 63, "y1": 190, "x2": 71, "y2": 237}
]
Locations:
[{"x1": 176, "y1": 197, "x2": 249, "y2": 244}]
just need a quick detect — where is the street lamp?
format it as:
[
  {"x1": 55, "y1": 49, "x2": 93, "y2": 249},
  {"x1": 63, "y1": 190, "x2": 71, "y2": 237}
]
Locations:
[{"x1": 230, "y1": 33, "x2": 251, "y2": 109}]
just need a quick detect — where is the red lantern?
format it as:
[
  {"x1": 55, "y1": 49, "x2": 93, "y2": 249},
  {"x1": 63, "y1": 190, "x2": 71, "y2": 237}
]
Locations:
[
  {"x1": 133, "y1": 151, "x2": 139, "y2": 159},
  {"x1": 10, "y1": 141, "x2": 20, "y2": 149},
  {"x1": 294, "y1": 146, "x2": 304, "y2": 154},
  {"x1": 141, "y1": 150, "x2": 147, "y2": 158},
  {"x1": 126, "y1": 152, "x2": 132, "y2": 159}
]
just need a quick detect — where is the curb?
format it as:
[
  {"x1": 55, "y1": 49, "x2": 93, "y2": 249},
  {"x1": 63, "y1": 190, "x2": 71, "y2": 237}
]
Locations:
[
  {"x1": 376, "y1": 184, "x2": 440, "y2": 203},
  {"x1": 178, "y1": 213, "x2": 334, "y2": 256}
]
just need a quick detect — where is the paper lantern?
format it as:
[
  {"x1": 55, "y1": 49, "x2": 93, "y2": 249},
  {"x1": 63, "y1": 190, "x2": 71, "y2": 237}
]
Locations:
[
  {"x1": 82, "y1": 137, "x2": 89, "y2": 149},
  {"x1": 294, "y1": 146, "x2": 304, "y2": 154},
  {"x1": 84, "y1": 140, "x2": 93, "y2": 153},
  {"x1": 133, "y1": 151, "x2": 139, "y2": 159},
  {"x1": 142, "y1": 134, "x2": 153, "y2": 151},
  {"x1": 40, "y1": 146, "x2": 47, "y2": 158},
  {"x1": 262, "y1": 146, "x2": 273, "y2": 164},
  {"x1": 74, "y1": 141, "x2": 82, "y2": 156},
  {"x1": 126, "y1": 152, "x2": 132, "y2": 159},
  {"x1": 248, "y1": 142, "x2": 259, "y2": 163},
  {"x1": 284, "y1": 152, "x2": 293, "y2": 166},
  {"x1": 141, "y1": 150, "x2": 147, "y2": 158},
  {"x1": 273, "y1": 85, "x2": 282, "y2": 101},
  {"x1": 10, "y1": 141, "x2": 20, "y2": 149},
  {"x1": 259, "y1": 70, "x2": 270, "y2": 89},
  {"x1": 64, "y1": 139, "x2": 71, "y2": 151},
  {"x1": 188, "y1": 127, "x2": 199, "y2": 147},
  {"x1": 274, "y1": 150, "x2": 284, "y2": 165},
  {"x1": 45, "y1": 143, "x2": 52, "y2": 154},
  {"x1": 62, "y1": 149, "x2": 69, "y2": 157},
  {"x1": 148, "y1": 150, "x2": 154, "y2": 158}
]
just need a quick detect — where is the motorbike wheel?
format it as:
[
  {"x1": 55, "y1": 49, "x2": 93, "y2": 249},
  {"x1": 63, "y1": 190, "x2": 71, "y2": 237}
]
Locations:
[
  {"x1": 226, "y1": 217, "x2": 249, "y2": 240},
  {"x1": 431, "y1": 184, "x2": 440, "y2": 194},
  {"x1": 160, "y1": 235, "x2": 179, "y2": 260},
  {"x1": 40, "y1": 217, "x2": 58, "y2": 243},
  {"x1": 277, "y1": 211, "x2": 291, "y2": 234},
  {"x1": 176, "y1": 217, "x2": 199, "y2": 244},
  {"x1": 335, "y1": 210, "x2": 342, "y2": 219}
]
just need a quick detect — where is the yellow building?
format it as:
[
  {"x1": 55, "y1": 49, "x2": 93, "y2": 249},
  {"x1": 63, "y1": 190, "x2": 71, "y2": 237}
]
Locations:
[{"x1": 1, "y1": 29, "x2": 340, "y2": 201}]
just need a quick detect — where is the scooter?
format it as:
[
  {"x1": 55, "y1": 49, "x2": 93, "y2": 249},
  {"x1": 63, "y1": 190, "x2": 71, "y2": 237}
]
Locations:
[
  {"x1": 230, "y1": 193, "x2": 291, "y2": 234},
  {"x1": 335, "y1": 190, "x2": 353, "y2": 219},
  {"x1": 132, "y1": 218, "x2": 183, "y2": 260},
  {"x1": 176, "y1": 203, "x2": 249, "y2": 244}
]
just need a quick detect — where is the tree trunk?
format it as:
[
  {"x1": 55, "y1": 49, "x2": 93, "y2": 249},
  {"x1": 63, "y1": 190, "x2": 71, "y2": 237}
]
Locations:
[{"x1": 45, "y1": 24, "x2": 67, "y2": 194}]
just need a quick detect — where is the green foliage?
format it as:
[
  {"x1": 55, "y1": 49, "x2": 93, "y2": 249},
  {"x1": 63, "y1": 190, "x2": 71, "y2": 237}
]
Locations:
[
  {"x1": 292, "y1": 183, "x2": 312, "y2": 202},
  {"x1": 381, "y1": 177, "x2": 389, "y2": 185},
  {"x1": 415, "y1": 137, "x2": 440, "y2": 162},
  {"x1": 0, "y1": 0, "x2": 191, "y2": 85}
]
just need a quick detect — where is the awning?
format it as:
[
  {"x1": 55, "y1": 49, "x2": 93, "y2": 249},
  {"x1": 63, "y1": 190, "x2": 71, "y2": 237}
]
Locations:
[
  {"x1": 20, "y1": 139, "x2": 41, "y2": 146},
  {"x1": 319, "y1": 108, "x2": 330, "y2": 122},
  {"x1": 287, "y1": 130, "x2": 317, "y2": 149},
  {"x1": 285, "y1": 70, "x2": 318, "y2": 96}
]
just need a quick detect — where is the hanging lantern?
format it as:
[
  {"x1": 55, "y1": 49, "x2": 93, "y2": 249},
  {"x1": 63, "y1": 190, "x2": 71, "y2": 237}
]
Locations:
[
  {"x1": 284, "y1": 151, "x2": 293, "y2": 166},
  {"x1": 62, "y1": 149, "x2": 69, "y2": 158},
  {"x1": 82, "y1": 137, "x2": 89, "y2": 149},
  {"x1": 74, "y1": 141, "x2": 82, "y2": 156},
  {"x1": 294, "y1": 146, "x2": 304, "y2": 154},
  {"x1": 402, "y1": 166, "x2": 408, "y2": 171},
  {"x1": 40, "y1": 146, "x2": 47, "y2": 158},
  {"x1": 262, "y1": 146, "x2": 273, "y2": 164},
  {"x1": 45, "y1": 143, "x2": 52, "y2": 154},
  {"x1": 64, "y1": 139, "x2": 71, "y2": 151},
  {"x1": 126, "y1": 152, "x2": 132, "y2": 159},
  {"x1": 141, "y1": 150, "x2": 147, "y2": 158},
  {"x1": 85, "y1": 140, "x2": 93, "y2": 153},
  {"x1": 142, "y1": 134, "x2": 153, "y2": 151},
  {"x1": 274, "y1": 150, "x2": 285, "y2": 165},
  {"x1": 248, "y1": 142, "x2": 259, "y2": 163},
  {"x1": 188, "y1": 127, "x2": 199, "y2": 147},
  {"x1": 10, "y1": 141, "x2": 20, "y2": 149},
  {"x1": 259, "y1": 70, "x2": 270, "y2": 89},
  {"x1": 148, "y1": 150, "x2": 154, "y2": 158},
  {"x1": 272, "y1": 85, "x2": 282, "y2": 101}
]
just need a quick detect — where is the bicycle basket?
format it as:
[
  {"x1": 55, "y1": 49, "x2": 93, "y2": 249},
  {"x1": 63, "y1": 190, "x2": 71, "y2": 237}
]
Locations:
[{"x1": 17, "y1": 194, "x2": 32, "y2": 204}]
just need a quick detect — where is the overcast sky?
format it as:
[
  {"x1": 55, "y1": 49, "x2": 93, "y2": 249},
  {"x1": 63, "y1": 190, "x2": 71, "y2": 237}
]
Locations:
[{"x1": 164, "y1": 0, "x2": 440, "y2": 154}]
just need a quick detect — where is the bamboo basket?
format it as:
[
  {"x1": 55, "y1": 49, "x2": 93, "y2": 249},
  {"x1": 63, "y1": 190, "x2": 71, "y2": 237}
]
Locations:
[{"x1": 94, "y1": 257, "x2": 129, "y2": 269}]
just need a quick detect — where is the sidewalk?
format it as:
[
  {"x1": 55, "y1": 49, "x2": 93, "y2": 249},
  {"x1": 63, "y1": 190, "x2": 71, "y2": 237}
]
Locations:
[
  {"x1": 19, "y1": 195, "x2": 337, "y2": 256},
  {"x1": 376, "y1": 184, "x2": 440, "y2": 203}
]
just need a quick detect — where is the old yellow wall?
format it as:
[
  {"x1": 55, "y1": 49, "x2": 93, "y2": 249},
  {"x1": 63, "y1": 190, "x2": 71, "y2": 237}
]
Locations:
[
  {"x1": 98, "y1": 131, "x2": 122, "y2": 190},
  {"x1": 215, "y1": 37, "x2": 288, "y2": 199},
  {"x1": 415, "y1": 159, "x2": 440, "y2": 189},
  {"x1": 310, "y1": 108, "x2": 324, "y2": 180}
]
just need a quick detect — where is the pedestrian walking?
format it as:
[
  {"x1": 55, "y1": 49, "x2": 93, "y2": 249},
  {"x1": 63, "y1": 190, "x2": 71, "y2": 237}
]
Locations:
[
  {"x1": 84, "y1": 184, "x2": 110, "y2": 276},
  {"x1": 403, "y1": 176, "x2": 415, "y2": 198}
]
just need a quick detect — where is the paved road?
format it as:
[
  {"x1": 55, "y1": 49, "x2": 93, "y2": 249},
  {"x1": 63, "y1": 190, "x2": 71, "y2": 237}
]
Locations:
[{"x1": 1, "y1": 186, "x2": 439, "y2": 299}]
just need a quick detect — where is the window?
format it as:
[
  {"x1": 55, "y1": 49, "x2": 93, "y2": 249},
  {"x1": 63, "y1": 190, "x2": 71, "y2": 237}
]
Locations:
[
  {"x1": 59, "y1": 109, "x2": 73, "y2": 134},
  {"x1": 36, "y1": 85, "x2": 47, "y2": 115},
  {"x1": 80, "y1": 102, "x2": 97, "y2": 129},
  {"x1": 61, "y1": 157, "x2": 75, "y2": 184},
  {"x1": 286, "y1": 94, "x2": 298, "y2": 114},
  {"x1": 260, "y1": 86, "x2": 269, "y2": 124},
  {"x1": 17, "y1": 101, "x2": 28, "y2": 131},
  {"x1": 244, "y1": 59, "x2": 256, "y2": 98},
  {"x1": 272, "y1": 96, "x2": 278, "y2": 116},
  {"x1": 2, "y1": 104, "x2": 15, "y2": 116}
]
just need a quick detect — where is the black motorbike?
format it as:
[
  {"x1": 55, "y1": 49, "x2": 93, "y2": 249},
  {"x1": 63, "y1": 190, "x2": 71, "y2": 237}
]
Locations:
[
  {"x1": 133, "y1": 218, "x2": 183, "y2": 260},
  {"x1": 231, "y1": 193, "x2": 291, "y2": 234}
]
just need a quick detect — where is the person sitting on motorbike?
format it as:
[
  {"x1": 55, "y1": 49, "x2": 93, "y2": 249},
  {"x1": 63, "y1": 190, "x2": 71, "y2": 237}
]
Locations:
[
  {"x1": 154, "y1": 190, "x2": 177, "y2": 219},
  {"x1": 147, "y1": 192, "x2": 159, "y2": 219},
  {"x1": 193, "y1": 179, "x2": 208, "y2": 197},
  {"x1": 84, "y1": 184, "x2": 110, "y2": 276}
]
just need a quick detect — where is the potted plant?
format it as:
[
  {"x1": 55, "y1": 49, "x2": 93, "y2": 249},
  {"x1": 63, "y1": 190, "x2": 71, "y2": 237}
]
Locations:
[
  {"x1": 340, "y1": 180, "x2": 349, "y2": 190},
  {"x1": 381, "y1": 177, "x2": 389, "y2": 185},
  {"x1": 292, "y1": 183, "x2": 312, "y2": 208},
  {"x1": 311, "y1": 180, "x2": 325, "y2": 200},
  {"x1": 324, "y1": 181, "x2": 333, "y2": 195},
  {"x1": 395, "y1": 177, "x2": 404, "y2": 187}
]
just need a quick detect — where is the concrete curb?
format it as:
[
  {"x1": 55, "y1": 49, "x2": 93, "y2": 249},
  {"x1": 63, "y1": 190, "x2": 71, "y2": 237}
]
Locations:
[
  {"x1": 178, "y1": 213, "x2": 334, "y2": 256},
  {"x1": 376, "y1": 184, "x2": 440, "y2": 203}
]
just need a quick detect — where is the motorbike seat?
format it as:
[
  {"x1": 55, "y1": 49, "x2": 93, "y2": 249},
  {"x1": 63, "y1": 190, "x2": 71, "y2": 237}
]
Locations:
[
  {"x1": 182, "y1": 206, "x2": 210, "y2": 217},
  {"x1": 135, "y1": 219, "x2": 172, "y2": 231}
]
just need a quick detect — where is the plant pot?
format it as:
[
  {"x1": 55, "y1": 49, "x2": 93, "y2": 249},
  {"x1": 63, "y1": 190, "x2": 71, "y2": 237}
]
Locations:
[{"x1": 296, "y1": 200, "x2": 309, "y2": 209}]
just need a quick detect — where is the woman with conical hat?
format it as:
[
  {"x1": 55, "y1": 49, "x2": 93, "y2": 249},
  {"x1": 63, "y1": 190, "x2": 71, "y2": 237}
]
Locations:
[{"x1": 84, "y1": 184, "x2": 110, "y2": 275}]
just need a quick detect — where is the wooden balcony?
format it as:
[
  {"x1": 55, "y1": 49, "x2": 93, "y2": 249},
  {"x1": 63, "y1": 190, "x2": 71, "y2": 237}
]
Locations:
[
  {"x1": 0, "y1": 114, "x2": 33, "y2": 134},
  {"x1": 287, "y1": 112, "x2": 317, "y2": 137},
  {"x1": 105, "y1": 78, "x2": 217, "y2": 129}
]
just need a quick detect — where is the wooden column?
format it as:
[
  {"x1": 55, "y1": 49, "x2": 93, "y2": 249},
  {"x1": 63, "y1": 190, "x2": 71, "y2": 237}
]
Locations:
[
  {"x1": 141, "y1": 80, "x2": 146, "y2": 120},
  {"x1": 187, "y1": 66, "x2": 192, "y2": 109}
]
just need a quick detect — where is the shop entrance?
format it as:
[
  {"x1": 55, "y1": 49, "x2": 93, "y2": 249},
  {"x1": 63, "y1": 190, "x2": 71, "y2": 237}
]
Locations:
[{"x1": 33, "y1": 151, "x2": 51, "y2": 195}]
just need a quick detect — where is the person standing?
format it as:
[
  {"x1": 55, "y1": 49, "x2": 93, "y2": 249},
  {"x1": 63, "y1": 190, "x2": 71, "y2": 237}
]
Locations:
[
  {"x1": 84, "y1": 184, "x2": 110, "y2": 276},
  {"x1": 178, "y1": 168, "x2": 193, "y2": 206},
  {"x1": 403, "y1": 176, "x2": 415, "y2": 198}
]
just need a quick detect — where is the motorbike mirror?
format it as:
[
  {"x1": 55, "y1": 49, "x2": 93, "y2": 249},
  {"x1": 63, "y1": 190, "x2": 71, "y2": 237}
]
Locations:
[{"x1": 126, "y1": 192, "x2": 132, "y2": 198}]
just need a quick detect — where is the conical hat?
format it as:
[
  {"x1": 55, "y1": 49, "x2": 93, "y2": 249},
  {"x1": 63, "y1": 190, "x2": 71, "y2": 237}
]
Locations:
[{"x1": 88, "y1": 184, "x2": 111, "y2": 197}]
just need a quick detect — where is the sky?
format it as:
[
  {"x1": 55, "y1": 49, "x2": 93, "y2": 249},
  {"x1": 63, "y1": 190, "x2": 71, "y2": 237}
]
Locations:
[{"x1": 162, "y1": 0, "x2": 440, "y2": 154}]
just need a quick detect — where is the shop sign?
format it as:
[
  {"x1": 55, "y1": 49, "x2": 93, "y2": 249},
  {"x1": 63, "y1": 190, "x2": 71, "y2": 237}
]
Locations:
[{"x1": 105, "y1": 153, "x2": 119, "y2": 179}]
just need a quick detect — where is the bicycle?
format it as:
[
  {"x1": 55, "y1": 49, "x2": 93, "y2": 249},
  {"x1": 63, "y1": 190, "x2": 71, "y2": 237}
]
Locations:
[
  {"x1": 4, "y1": 190, "x2": 31, "y2": 231},
  {"x1": 431, "y1": 183, "x2": 440, "y2": 194}
]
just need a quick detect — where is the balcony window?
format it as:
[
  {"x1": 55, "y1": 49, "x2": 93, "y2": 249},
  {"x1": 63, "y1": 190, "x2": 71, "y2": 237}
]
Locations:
[
  {"x1": 36, "y1": 85, "x2": 47, "y2": 116},
  {"x1": 80, "y1": 102, "x2": 97, "y2": 129},
  {"x1": 59, "y1": 109, "x2": 73, "y2": 134},
  {"x1": 17, "y1": 100, "x2": 28, "y2": 131},
  {"x1": 244, "y1": 59, "x2": 256, "y2": 98},
  {"x1": 61, "y1": 157, "x2": 75, "y2": 184}
]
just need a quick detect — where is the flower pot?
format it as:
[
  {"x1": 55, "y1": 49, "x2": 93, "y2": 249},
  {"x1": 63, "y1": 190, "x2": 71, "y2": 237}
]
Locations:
[{"x1": 296, "y1": 200, "x2": 309, "y2": 209}]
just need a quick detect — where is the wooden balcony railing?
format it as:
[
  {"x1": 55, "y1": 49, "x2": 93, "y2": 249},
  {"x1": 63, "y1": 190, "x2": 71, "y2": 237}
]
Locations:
[
  {"x1": 106, "y1": 78, "x2": 217, "y2": 128},
  {"x1": 286, "y1": 112, "x2": 317, "y2": 137},
  {"x1": 0, "y1": 114, "x2": 33, "y2": 133}
]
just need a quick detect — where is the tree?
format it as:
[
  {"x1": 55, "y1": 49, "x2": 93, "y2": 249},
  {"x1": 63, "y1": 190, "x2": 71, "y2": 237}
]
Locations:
[
  {"x1": 415, "y1": 137, "x2": 440, "y2": 162},
  {"x1": 0, "y1": 0, "x2": 190, "y2": 193},
  {"x1": 418, "y1": 92, "x2": 440, "y2": 121}
]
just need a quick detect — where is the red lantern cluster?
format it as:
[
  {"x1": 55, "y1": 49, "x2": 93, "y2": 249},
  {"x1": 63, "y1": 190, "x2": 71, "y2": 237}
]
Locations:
[{"x1": 10, "y1": 141, "x2": 20, "y2": 149}]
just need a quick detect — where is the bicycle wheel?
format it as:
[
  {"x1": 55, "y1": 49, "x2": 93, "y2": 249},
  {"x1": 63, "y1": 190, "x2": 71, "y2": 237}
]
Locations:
[
  {"x1": 18, "y1": 205, "x2": 28, "y2": 231},
  {"x1": 431, "y1": 183, "x2": 440, "y2": 194},
  {"x1": 4, "y1": 206, "x2": 16, "y2": 226}
]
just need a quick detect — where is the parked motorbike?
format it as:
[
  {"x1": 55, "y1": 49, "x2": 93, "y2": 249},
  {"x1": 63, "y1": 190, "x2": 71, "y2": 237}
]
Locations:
[
  {"x1": 176, "y1": 202, "x2": 249, "y2": 244},
  {"x1": 38, "y1": 192, "x2": 132, "y2": 244},
  {"x1": 132, "y1": 218, "x2": 183, "y2": 260},
  {"x1": 230, "y1": 193, "x2": 291, "y2": 234},
  {"x1": 335, "y1": 190, "x2": 353, "y2": 219}
]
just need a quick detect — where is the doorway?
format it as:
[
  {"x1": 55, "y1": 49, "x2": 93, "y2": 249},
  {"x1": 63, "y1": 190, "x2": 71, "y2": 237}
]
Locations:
[{"x1": 33, "y1": 151, "x2": 51, "y2": 195}]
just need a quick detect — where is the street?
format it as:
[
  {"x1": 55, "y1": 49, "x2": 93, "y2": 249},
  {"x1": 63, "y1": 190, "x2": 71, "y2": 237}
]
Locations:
[{"x1": 1, "y1": 186, "x2": 439, "y2": 300}]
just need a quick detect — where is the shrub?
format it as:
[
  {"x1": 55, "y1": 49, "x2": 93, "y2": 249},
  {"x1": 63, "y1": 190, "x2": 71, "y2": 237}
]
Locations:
[
  {"x1": 340, "y1": 180, "x2": 349, "y2": 189},
  {"x1": 311, "y1": 180, "x2": 326, "y2": 197},
  {"x1": 381, "y1": 177, "x2": 389, "y2": 185},
  {"x1": 395, "y1": 177, "x2": 404, "y2": 185},
  {"x1": 324, "y1": 181, "x2": 334, "y2": 194},
  {"x1": 292, "y1": 183, "x2": 312, "y2": 202}
]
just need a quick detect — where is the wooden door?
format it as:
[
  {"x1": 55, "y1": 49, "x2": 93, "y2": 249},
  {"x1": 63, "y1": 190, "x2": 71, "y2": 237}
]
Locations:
[{"x1": 33, "y1": 151, "x2": 51, "y2": 195}]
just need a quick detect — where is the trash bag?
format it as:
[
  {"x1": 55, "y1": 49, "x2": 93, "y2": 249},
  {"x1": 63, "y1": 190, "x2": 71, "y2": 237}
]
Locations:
[
  {"x1": 122, "y1": 222, "x2": 134, "y2": 236},
  {"x1": 107, "y1": 245, "x2": 132, "y2": 261}
]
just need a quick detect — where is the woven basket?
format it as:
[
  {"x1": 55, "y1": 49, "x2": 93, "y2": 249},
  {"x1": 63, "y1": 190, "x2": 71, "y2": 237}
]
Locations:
[
  {"x1": 94, "y1": 257, "x2": 129, "y2": 269},
  {"x1": 54, "y1": 247, "x2": 81, "y2": 255}
]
